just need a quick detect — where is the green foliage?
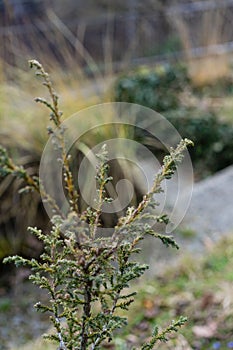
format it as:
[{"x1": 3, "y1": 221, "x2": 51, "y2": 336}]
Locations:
[
  {"x1": 114, "y1": 64, "x2": 233, "y2": 178},
  {"x1": 141, "y1": 316, "x2": 187, "y2": 350},
  {"x1": 165, "y1": 108, "x2": 233, "y2": 177},
  {"x1": 1, "y1": 60, "x2": 192, "y2": 349},
  {"x1": 114, "y1": 64, "x2": 189, "y2": 112}
]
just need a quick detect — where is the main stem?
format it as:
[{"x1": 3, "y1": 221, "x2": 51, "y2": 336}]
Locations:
[{"x1": 81, "y1": 268, "x2": 93, "y2": 350}]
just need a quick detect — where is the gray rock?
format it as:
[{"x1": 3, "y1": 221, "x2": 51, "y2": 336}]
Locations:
[{"x1": 184, "y1": 165, "x2": 233, "y2": 239}]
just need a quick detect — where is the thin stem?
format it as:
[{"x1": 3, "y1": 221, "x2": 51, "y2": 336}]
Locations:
[
  {"x1": 91, "y1": 175, "x2": 105, "y2": 239},
  {"x1": 29, "y1": 59, "x2": 79, "y2": 214}
]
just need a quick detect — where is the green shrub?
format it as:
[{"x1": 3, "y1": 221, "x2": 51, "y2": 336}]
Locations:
[
  {"x1": 165, "y1": 108, "x2": 233, "y2": 177},
  {"x1": 0, "y1": 61, "x2": 191, "y2": 349},
  {"x1": 114, "y1": 64, "x2": 189, "y2": 112},
  {"x1": 115, "y1": 64, "x2": 233, "y2": 178}
]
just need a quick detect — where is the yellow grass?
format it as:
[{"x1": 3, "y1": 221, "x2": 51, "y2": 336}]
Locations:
[{"x1": 187, "y1": 54, "x2": 230, "y2": 86}]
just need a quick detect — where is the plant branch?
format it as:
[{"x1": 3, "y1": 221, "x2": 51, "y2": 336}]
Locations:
[{"x1": 29, "y1": 59, "x2": 79, "y2": 214}]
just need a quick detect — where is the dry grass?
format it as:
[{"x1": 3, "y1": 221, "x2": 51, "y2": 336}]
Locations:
[
  {"x1": 186, "y1": 54, "x2": 230, "y2": 87},
  {"x1": 169, "y1": 1, "x2": 232, "y2": 86}
]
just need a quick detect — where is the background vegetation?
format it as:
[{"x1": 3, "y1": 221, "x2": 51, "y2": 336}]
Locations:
[{"x1": 115, "y1": 64, "x2": 233, "y2": 178}]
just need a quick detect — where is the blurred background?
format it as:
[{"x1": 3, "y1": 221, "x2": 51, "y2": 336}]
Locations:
[{"x1": 0, "y1": 1, "x2": 233, "y2": 349}]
